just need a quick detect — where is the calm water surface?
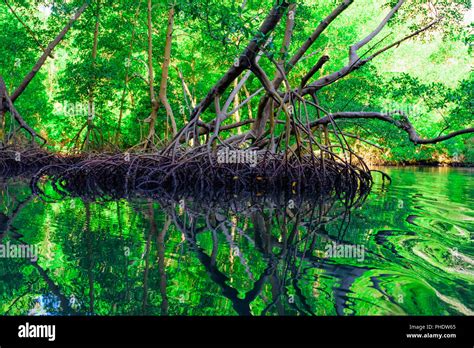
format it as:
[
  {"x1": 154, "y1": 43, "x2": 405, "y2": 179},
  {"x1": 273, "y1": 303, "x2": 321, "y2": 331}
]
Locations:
[{"x1": 0, "y1": 167, "x2": 472, "y2": 315}]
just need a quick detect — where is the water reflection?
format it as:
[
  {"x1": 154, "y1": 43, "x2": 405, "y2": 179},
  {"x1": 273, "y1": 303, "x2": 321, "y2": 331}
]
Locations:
[{"x1": 0, "y1": 167, "x2": 473, "y2": 316}]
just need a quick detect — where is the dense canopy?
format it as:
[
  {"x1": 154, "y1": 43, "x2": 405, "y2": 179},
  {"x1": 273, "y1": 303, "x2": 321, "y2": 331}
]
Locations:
[{"x1": 0, "y1": 0, "x2": 472, "y2": 164}]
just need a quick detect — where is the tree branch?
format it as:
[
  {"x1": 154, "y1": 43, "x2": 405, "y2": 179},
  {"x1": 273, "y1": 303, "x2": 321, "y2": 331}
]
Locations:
[
  {"x1": 274, "y1": 2, "x2": 296, "y2": 82},
  {"x1": 189, "y1": 110, "x2": 473, "y2": 147},
  {"x1": 310, "y1": 111, "x2": 474, "y2": 145},
  {"x1": 298, "y1": 1, "x2": 438, "y2": 96},
  {"x1": 283, "y1": 0, "x2": 353, "y2": 80},
  {"x1": 4, "y1": 0, "x2": 54, "y2": 58},
  {"x1": 10, "y1": 2, "x2": 89, "y2": 103},
  {"x1": 362, "y1": 19, "x2": 440, "y2": 63},
  {"x1": 187, "y1": 2, "x2": 289, "y2": 123},
  {"x1": 0, "y1": 76, "x2": 46, "y2": 143},
  {"x1": 349, "y1": 0, "x2": 405, "y2": 63},
  {"x1": 299, "y1": 55, "x2": 329, "y2": 90}
]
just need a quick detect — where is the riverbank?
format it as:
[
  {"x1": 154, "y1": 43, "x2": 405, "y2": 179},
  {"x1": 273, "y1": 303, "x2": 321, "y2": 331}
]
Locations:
[{"x1": 378, "y1": 161, "x2": 473, "y2": 168}]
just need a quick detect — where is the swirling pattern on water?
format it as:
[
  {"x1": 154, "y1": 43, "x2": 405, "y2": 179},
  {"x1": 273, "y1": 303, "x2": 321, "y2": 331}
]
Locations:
[
  {"x1": 337, "y1": 167, "x2": 474, "y2": 315},
  {"x1": 0, "y1": 167, "x2": 472, "y2": 316}
]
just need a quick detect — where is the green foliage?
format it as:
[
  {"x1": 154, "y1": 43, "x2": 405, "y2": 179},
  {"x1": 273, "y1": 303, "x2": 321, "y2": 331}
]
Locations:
[{"x1": 0, "y1": 0, "x2": 471, "y2": 162}]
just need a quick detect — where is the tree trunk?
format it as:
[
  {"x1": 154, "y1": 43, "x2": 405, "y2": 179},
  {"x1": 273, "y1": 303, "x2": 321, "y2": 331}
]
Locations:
[
  {"x1": 116, "y1": 3, "x2": 141, "y2": 145},
  {"x1": 158, "y1": 7, "x2": 177, "y2": 138},
  {"x1": 146, "y1": 6, "x2": 177, "y2": 145},
  {"x1": 145, "y1": 0, "x2": 157, "y2": 148},
  {"x1": 233, "y1": 79, "x2": 241, "y2": 134},
  {"x1": 85, "y1": 0, "x2": 100, "y2": 149}
]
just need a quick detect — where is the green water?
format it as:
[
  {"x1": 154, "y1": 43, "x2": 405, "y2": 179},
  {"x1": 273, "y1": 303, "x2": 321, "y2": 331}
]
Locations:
[{"x1": 0, "y1": 167, "x2": 472, "y2": 316}]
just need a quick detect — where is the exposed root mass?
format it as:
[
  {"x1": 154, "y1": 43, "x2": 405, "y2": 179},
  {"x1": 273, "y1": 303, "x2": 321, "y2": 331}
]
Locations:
[{"x1": 28, "y1": 149, "x2": 372, "y2": 204}]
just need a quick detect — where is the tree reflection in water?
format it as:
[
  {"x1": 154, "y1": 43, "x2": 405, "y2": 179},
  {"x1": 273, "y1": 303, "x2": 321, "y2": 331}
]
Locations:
[{"x1": 1, "y1": 176, "x2": 372, "y2": 316}]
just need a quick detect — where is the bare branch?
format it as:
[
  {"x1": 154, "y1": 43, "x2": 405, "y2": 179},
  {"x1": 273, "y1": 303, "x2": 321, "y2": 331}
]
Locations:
[
  {"x1": 363, "y1": 19, "x2": 440, "y2": 63},
  {"x1": 349, "y1": 0, "x2": 405, "y2": 63},
  {"x1": 299, "y1": 55, "x2": 329, "y2": 90},
  {"x1": 187, "y1": 2, "x2": 289, "y2": 122},
  {"x1": 0, "y1": 76, "x2": 46, "y2": 143},
  {"x1": 284, "y1": 0, "x2": 354, "y2": 78},
  {"x1": 311, "y1": 111, "x2": 474, "y2": 145},
  {"x1": 274, "y1": 2, "x2": 296, "y2": 82},
  {"x1": 299, "y1": 2, "x2": 439, "y2": 96},
  {"x1": 227, "y1": 88, "x2": 264, "y2": 117}
]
